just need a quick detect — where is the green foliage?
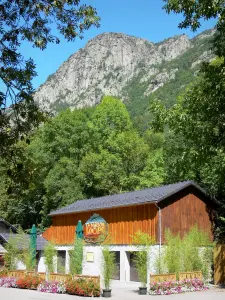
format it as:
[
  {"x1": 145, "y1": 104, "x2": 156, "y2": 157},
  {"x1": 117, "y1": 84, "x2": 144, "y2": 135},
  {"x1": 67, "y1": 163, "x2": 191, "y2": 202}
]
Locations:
[
  {"x1": 163, "y1": 230, "x2": 182, "y2": 277},
  {"x1": 70, "y1": 238, "x2": 84, "y2": 276},
  {"x1": 0, "y1": 96, "x2": 165, "y2": 228},
  {"x1": 0, "y1": 0, "x2": 99, "y2": 159},
  {"x1": 101, "y1": 246, "x2": 116, "y2": 290},
  {"x1": 138, "y1": 149, "x2": 165, "y2": 189},
  {"x1": 132, "y1": 230, "x2": 154, "y2": 287},
  {"x1": 123, "y1": 32, "x2": 213, "y2": 131},
  {"x1": 4, "y1": 232, "x2": 19, "y2": 270},
  {"x1": 150, "y1": 57, "x2": 225, "y2": 240},
  {"x1": 4, "y1": 228, "x2": 36, "y2": 271},
  {"x1": 162, "y1": 227, "x2": 213, "y2": 280},
  {"x1": 17, "y1": 227, "x2": 36, "y2": 271},
  {"x1": 43, "y1": 241, "x2": 57, "y2": 274},
  {"x1": 161, "y1": 0, "x2": 225, "y2": 242}
]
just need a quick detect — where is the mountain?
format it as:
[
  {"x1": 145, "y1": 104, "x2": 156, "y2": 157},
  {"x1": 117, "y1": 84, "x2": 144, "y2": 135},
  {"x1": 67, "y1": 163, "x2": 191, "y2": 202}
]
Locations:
[{"x1": 34, "y1": 29, "x2": 214, "y2": 123}]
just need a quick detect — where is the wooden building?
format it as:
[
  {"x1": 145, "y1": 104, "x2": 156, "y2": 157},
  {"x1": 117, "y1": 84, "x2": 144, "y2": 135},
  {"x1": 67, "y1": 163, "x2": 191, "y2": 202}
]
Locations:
[
  {"x1": 43, "y1": 181, "x2": 215, "y2": 282},
  {"x1": 43, "y1": 181, "x2": 214, "y2": 245}
]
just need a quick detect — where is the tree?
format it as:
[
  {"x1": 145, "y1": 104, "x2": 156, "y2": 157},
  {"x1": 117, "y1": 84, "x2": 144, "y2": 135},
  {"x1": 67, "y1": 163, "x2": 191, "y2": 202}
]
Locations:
[
  {"x1": 163, "y1": 0, "x2": 225, "y2": 57},
  {"x1": 90, "y1": 96, "x2": 133, "y2": 148},
  {"x1": 138, "y1": 149, "x2": 165, "y2": 189},
  {"x1": 0, "y1": 0, "x2": 100, "y2": 157},
  {"x1": 1, "y1": 96, "x2": 166, "y2": 228},
  {"x1": 79, "y1": 149, "x2": 126, "y2": 196},
  {"x1": 149, "y1": 1, "x2": 225, "y2": 240}
]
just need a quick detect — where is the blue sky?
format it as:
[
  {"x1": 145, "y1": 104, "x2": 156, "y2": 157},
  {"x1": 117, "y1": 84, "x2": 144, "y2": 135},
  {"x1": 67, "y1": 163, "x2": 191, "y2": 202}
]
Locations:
[{"x1": 20, "y1": 0, "x2": 217, "y2": 89}]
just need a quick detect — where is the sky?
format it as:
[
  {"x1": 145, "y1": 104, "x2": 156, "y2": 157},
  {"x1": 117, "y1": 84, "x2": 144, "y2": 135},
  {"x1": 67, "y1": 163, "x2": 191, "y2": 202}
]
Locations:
[{"x1": 19, "y1": 0, "x2": 217, "y2": 89}]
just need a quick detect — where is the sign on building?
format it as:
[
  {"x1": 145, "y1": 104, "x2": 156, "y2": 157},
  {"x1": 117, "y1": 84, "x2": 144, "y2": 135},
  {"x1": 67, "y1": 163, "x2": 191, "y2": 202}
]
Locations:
[{"x1": 83, "y1": 214, "x2": 108, "y2": 244}]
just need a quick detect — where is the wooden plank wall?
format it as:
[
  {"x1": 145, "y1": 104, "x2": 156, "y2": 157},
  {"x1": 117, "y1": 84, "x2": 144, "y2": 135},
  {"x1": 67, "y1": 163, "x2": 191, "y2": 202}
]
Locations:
[
  {"x1": 161, "y1": 192, "x2": 213, "y2": 242},
  {"x1": 214, "y1": 244, "x2": 225, "y2": 285},
  {"x1": 43, "y1": 204, "x2": 158, "y2": 245}
]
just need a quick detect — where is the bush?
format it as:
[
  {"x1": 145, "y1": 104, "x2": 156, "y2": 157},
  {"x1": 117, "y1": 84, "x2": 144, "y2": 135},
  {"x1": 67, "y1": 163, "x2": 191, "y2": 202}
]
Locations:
[
  {"x1": 101, "y1": 246, "x2": 116, "y2": 290},
  {"x1": 69, "y1": 238, "x2": 83, "y2": 276},
  {"x1": 37, "y1": 281, "x2": 66, "y2": 294},
  {"x1": 163, "y1": 230, "x2": 182, "y2": 277},
  {"x1": 43, "y1": 241, "x2": 57, "y2": 274},
  {"x1": 16, "y1": 274, "x2": 42, "y2": 289},
  {"x1": 162, "y1": 227, "x2": 213, "y2": 280},
  {"x1": 132, "y1": 230, "x2": 154, "y2": 287},
  {"x1": 66, "y1": 278, "x2": 100, "y2": 297}
]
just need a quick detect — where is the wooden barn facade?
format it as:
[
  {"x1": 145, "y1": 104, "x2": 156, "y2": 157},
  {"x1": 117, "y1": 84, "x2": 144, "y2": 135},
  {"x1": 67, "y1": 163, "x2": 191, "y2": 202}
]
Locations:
[
  {"x1": 43, "y1": 181, "x2": 214, "y2": 245},
  {"x1": 43, "y1": 181, "x2": 215, "y2": 282}
]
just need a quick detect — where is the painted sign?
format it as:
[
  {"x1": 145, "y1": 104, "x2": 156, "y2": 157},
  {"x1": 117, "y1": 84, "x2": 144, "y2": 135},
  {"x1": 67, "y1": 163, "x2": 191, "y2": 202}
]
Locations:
[
  {"x1": 86, "y1": 252, "x2": 94, "y2": 262},
  {"x1": 83, "y1": 214, "x2": 108, "y2": 244}
]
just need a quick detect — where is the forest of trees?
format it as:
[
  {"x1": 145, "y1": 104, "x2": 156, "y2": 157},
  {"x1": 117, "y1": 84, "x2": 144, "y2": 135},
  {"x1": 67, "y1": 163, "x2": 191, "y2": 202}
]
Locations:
[{"x1": 0, "y1": 96, "x2": 165, "y2": 229}]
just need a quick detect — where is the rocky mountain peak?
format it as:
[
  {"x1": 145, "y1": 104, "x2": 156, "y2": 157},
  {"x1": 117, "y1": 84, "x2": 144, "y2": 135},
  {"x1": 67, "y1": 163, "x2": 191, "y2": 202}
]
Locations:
[{"x1": 34, "y1": 30, "x2": 213, "y2": 113}]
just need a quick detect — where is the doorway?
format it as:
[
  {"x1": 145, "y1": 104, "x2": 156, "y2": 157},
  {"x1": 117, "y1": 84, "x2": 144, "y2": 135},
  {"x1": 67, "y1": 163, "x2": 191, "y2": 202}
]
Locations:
[
  {"x1": 111, "y1": 251, "x2": 120, "y2": 280},
  {"x1": 57, "y1": 250, "x2": 66, "y2": 274},
  {"x1": 129, "y1": 252, "x2": 139, "y2": 282}
]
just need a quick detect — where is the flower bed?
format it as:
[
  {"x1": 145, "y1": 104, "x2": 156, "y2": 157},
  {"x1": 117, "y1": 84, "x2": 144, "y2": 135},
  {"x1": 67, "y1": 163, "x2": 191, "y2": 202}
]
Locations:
[
  {"x1": 0, "y1": 277, "x2": 17, "y2": 288},
  {"x1": 66, "y1": 278, "x2": 100, "y2": 297},
  {"x1": 37, "y1": 281, "x2": 66, "y2": 294},
  {"x1": 150, "y1": 279, "x2": 209, "y2": 295},
  {"x1": 16, "y1": 275, "x2": 42, "y2": 289},
  {"x1": 0, "y1": 274, "x2": 100, "y2": 297}
]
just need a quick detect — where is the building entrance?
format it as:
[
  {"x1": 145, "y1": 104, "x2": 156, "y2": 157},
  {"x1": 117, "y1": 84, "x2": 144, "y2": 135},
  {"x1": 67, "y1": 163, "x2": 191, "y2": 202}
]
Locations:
[
  {"x1": 111, "y1": 251, "x2": 120, "y2": 280},
  {"x1": 129, "y1": 252, "x2": 139, "y2": 282}
]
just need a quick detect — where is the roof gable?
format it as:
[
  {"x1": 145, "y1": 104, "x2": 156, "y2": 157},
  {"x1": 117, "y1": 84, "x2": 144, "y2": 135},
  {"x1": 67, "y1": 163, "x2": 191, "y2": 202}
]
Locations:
[{"x1": 49, "y1": 181, "x2": 210, "y2": 216}]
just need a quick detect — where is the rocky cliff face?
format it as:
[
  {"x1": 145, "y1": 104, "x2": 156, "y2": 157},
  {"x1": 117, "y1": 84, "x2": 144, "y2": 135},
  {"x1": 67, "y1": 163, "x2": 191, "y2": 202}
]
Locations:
[{"x1": 34, "y1": 30, "x2": 214, "y2": 113}]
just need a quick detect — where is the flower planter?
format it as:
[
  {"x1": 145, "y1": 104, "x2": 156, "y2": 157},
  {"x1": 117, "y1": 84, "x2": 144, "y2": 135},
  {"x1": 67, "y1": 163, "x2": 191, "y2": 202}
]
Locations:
[
  {"x1": 102, "y1": 289, "x2": 112, "y2": 297},
  {"x1": 139, "y1": 287, "x2": 147, "y2": 295}
]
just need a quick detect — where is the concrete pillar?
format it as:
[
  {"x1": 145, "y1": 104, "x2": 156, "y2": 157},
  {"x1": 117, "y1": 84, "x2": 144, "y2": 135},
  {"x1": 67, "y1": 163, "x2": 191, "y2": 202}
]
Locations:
[
  {"x1": 119, "y1": 249, "x2": 125, "y2": 282},
  {"x1": 65, "y1": 250, "x2": 70, "y2": 274},
  {"x1": 124, "y1": 251, "x2": 130, "y2": 282}
]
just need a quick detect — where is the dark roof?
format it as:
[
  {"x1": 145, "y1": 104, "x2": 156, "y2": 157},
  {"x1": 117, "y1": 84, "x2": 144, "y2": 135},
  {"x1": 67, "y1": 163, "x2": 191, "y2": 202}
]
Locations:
[
  {"x1": 50, "y1": 181, "x2": 209, "y2": 216},
  {"x1": 0, "y1": 244, "x2": 6, "y2": 254},
  {"x1": 0, "y1": 233, "x2": 48, "y2": 251},
  {"x1": 0, "y1": 218, "x2": 18, "y2": 233}
]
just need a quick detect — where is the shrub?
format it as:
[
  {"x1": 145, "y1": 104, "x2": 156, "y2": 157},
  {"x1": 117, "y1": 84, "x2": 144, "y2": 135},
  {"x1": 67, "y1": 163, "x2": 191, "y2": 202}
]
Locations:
[
  {"x1": 16, "y1": 274, "x2": 42, "y2": 289},
  {"x1": 4, "y1": 232, "x2": 19, "y2": 270},
  {"x1": 132, "y1": 230, "x2": 154, "y2": 287},
  {"x1": 43, "y1": 241, "x2": 57, "y2": 274},
  {"x1": 69, "y1": 238, "x2": 83, "y2": 276},
  {"x1": 37, "y1": 281, "x2": 66, "y2": 293},
  {"x1": 163, "y1": 230, "x2": 182, "y2": 277},
  {"x1": 163, "y1": 227, "x2": 213, "y2": 280},
  {"x1": 101, "y1": 246, "x2": 116, "y2": 290},
  {"x1": 66, "y1": 278, "x2": 100, "y2": 297}
]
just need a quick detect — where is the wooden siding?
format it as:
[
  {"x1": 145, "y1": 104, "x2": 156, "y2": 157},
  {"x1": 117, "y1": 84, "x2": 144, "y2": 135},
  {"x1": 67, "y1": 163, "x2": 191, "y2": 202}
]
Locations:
[
  {"x1": 214, "y1": 244, "x2": 225, "y2": 284},
  {"x1": 43, "y1": 188, "x2": 214, "y2": 245},
  {"x1": 160, "y1": 190, "x2": 213, "y2": 242},
  {"x1": 43, "y1": 204, "x2": 158, "y2": 245}
]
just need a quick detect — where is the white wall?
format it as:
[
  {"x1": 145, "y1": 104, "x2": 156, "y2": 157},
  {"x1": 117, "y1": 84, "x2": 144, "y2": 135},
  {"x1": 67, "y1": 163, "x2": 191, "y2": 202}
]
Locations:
[
  {"x1": 16, "y1": 244, "x2": 161, "y2": 283},
  {"x1": 55, "y1": 244, "x2": 161, "y2": 283}
]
